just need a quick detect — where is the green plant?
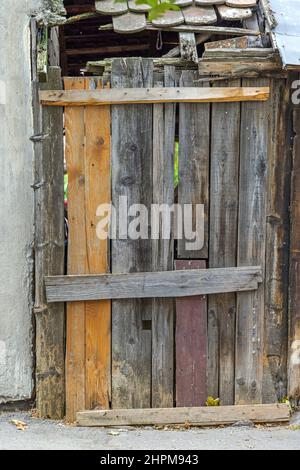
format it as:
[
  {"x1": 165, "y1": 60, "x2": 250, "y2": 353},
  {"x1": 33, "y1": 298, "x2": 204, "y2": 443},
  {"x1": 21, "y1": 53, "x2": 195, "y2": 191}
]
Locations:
[
  {"x1": 116, "y1": 0, "x2": 180, "y2": 21},
  {"x1": 205, "y1": 396, "x2": 220, "y2": 407}
]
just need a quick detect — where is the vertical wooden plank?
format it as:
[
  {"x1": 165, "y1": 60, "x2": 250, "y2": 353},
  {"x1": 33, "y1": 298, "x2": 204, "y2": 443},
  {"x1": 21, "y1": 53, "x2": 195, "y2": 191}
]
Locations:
[
  {"x1": 111, "y1": 58, "x2": 153, "y2": 409},
  {"x1": 151, "y1": 67, "x2": 176, "y2": 408},
  {"x1": 178, "y1": 70, "x2": 210, "y2": 259},
  {"x1": 84, "y1": 77, "x2": 111, "y2": 411},
  {"x1": 64, "y1": 77, "x2": 86, "y2": 421},
  {"x1": 175, "y1": 260, "x2": 207, "y2": 407},
  {"x1": 235, "y1": 78, "x2": 269, "y2": 405},
  {"x1": 35, "y1": 67, "x2": 65, "y2": 419},
  {"x1": 208, "y1": 79, "x2": 240, "y2": 405},
  {"x1": 263, "y1": 78, "x2": 292, "y2": 403},
  {"x1": 288, "y1": 105, "x2": 300, "y2": 405}
]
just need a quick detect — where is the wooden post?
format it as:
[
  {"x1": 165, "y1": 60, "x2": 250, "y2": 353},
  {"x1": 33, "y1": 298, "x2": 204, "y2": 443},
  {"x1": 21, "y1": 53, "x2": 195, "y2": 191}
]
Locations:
[
  {"x1": 288, "y1": 105, "x2": 300, "y2": 405},
  {"x1": 34, "y1": 67, "x2": 65, "y2": 419},
  {"x1": 263, "y1": 78, "x2": 292, "y2": 403}
]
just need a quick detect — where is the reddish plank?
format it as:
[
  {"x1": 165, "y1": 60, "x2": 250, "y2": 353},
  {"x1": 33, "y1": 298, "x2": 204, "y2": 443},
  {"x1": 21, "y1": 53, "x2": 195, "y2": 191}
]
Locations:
[{"x1": 175, "y1": 260, "x2": 207, "y2": 407}]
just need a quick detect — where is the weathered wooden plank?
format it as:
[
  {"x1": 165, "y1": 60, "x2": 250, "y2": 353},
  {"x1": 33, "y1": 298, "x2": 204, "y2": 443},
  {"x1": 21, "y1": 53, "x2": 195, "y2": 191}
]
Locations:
[
  {"x1": 99, "y1": 23, "x2": 260, "y2": 35},
  {"x1": 182, "y1": 6, "x2": 217, "y2": 25},
  {"x1": 64, "y1": 77, "x2": 86, "y2": 422},
  {"x1": 288, "y1": 106, "x2": 300, "y2": 405},
  {"x1": 198, "y1": 58, "x2": 283, "y2": 77},
  {"x1": 263, "y1": 79, "x2": 291, "y2": 404},
  {"x1": 111, "y1": 58, "x2": 153, "y2": 409},
  {"x1": 235, "y1": 78, "x2": 269, "y2": 405},
  {"x1": 40, "y1": 87, "x2": 270, "y2": 106},
  {"x1": 205, "y1": 35, "x2": 263, "y2": 51},
  {"x1": 113, "y1": 12, "x2": 147, "y2": 34},
  {"x1": 175, "y1": 260, "x2": 207, "y2": 407},
  {"x1": 34, "y1": 67, "x2": 65, "y2": 419},
  {"x1": 77, "y1": 403, "x2": 290, "y2": 427},
  {"x1": 178, "y1": 70, "x2": 210, "y2": 259},
  {"x1": 151, "y1": 68, "x2": 176, "y2": 408},
  {"x1": 84, "y1": 78, "x2": 111, "y2": 412},
  {"x1": 208, "y1": 79, "x2": 241, "y2": 405},
  {"x1": 218, "y1": 5, "x2": 253, "y2": 21},
  {"x1": 203, "y1": 49, "x2": 274, "y2": 59},
  {"x1": 179, "y1": 33, "x2": 198, "y2": 63},
  {"x1": 45, "y1": 267, "x2": 263, "y2": 302}
]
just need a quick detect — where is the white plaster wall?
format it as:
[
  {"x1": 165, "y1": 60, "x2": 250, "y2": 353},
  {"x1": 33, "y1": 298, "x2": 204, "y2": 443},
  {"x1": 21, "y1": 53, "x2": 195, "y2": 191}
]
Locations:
[{"x1": 0, "y1": 0, "x2": 41, "y2": 402}]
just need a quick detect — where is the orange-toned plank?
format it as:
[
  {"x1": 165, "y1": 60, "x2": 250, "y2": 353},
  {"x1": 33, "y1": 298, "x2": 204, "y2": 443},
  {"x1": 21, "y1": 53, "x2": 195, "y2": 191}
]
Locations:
[
  {"x1": 84, "y1": 77, "x2": 111, "y2": 411},
  {"x1": 64, "y1": 77, "x2": 87, "y2": 422}
]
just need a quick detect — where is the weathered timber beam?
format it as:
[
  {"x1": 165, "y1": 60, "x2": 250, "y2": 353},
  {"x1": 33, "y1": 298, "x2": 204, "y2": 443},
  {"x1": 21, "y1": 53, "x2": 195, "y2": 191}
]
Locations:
[
  {"x1": 40, "y1": 87, "x2": 270, "y2": 106},
  {"x1": 65, "y1": 44, "x2": 149, "y2": 56},
  {"x1": 45, "y1": 266, "x2": 263, "y2": 303},
  {"x1": 99, "y1": 23, "x2": 260, "y2": 36},
  {"x1": 77, "y1": 404, "x2": 290, "y2": 427}
]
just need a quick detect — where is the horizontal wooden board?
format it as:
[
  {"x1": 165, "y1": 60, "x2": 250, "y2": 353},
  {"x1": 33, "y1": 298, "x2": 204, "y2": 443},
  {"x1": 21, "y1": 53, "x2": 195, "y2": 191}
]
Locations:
[
  {"x1": 40, "y1": 87, "x2": 270, "y2": 106},
  {"x1": 45, "y1": 266, "x2": 263, "y2": 303},
  {"x1": 77, "y1": 404, "x2": 290, "y2": 427}
]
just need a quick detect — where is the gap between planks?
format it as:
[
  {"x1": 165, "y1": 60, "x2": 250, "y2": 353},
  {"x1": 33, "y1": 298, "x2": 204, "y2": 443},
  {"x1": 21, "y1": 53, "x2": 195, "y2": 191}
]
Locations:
[
  {"x1": 40, "y1": 87, "x2": 270, "y2": 106},
  {"x1": 76, "y1": 404, "x2": 290, "y2": 427}
]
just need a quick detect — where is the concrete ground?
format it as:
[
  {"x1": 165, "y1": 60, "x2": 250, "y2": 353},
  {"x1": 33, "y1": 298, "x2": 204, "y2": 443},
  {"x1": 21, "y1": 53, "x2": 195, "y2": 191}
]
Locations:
[{"x1": 0, "y1": 411, "x2": 299, "y2": 450}]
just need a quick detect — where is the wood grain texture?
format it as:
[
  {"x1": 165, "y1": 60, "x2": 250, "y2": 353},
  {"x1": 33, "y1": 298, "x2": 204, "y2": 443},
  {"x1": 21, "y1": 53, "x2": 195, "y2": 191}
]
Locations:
[
  {"x1": 208, "y1": 79, "x2": 241, "y2": 405},
  {"x1": 175, "y1": 260, "x2": 207, "y2": 407},
  {"x1": 40, "y1": 87, "x2": 270, "y2": 106},
  {"x1": 263, "y1": 79, "x2": 291, "y2": 403},
  {"x1": 35, "y1": 67, "x2": 65, "y2": 419},
  {"x1": 83, "y1": 78, "x2": 111, "y2": 412},
  {"x1": 77, "y1": 404, "x2": 290, "y2": 426},
  {"x1": 64, "y1": 77, "x2": 86, "y2": 422},
  {"x1": 178, "y1": 70, "x2": 210, "y2": 258},
  {"x1": 65, "y1": 77, "x2": 111, "y2": 421},
  {"x1": 198, "y1": 58, "x2": 283, "y2": 77},
  {"x1": 151, "y1": 68, "x2": 176, "y2": 408},
  {"x1": 179, "y1": 33, "x2": 198, "y2": 63},
  {"x1": 235, "y1": 78, "x2": 269, "y2": 405},
  {"x1": 111, "y1": 58, "x2": 153, "y2": 409},
  {"x1": 288, "y1": 106, "x2": 300, "y2": 405},
  {"x1": 45, "y1": 267, "x2": 263, "y2": 302}
]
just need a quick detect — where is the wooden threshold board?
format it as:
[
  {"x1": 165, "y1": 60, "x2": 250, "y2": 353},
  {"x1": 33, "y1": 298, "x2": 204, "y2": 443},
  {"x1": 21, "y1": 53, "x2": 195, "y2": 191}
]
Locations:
[
  {"x1": 76, "y1": 404, "x2": 290, "y2": 427},
  {"x1": 40, "y1": 87, "x2": 270, "y2": 106},
  {"x1": 45, "y1": 266, "x2": 263, "y2": 303}
]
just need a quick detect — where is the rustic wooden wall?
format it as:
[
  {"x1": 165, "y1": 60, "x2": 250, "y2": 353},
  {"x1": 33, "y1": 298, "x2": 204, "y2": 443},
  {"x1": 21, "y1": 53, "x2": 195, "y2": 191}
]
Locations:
[{"x1": 58, "y1": 62, "x2": 296, "y2": 418}]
